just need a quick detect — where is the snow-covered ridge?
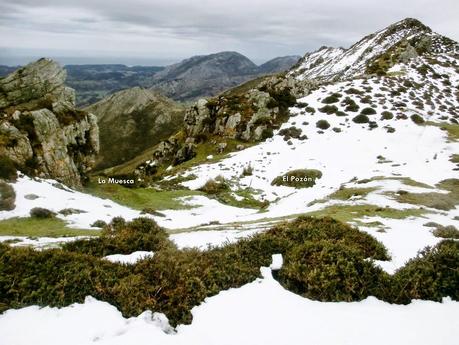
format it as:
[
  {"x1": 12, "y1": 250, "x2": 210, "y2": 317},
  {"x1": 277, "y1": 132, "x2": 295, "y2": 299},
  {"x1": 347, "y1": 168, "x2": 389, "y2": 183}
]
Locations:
[{"x1": 289, "y1": 18, "x2": 459, "y2": 82}]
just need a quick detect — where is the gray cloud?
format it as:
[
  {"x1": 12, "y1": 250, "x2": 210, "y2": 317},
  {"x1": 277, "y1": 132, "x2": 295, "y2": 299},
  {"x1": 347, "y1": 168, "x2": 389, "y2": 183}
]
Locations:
[{"x1": 0, "y1": 0, "x2": 458, "y2": 65}]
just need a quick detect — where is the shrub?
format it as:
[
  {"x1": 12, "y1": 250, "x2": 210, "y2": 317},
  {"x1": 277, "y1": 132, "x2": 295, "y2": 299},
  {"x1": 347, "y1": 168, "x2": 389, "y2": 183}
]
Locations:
[
  {"x1": 352, "y1": 114, "x2": 370, "y2": 123},
  {"x1": 91, "y1": 220, "x2": 107, "y2": 228},
  {"x1": 0, "y1": 156, "x2": 17, "y2": 182},
  {"x1": 410, "y1": 114, "x2": 425, "y2": 124},
  {"x1": 63, "y1": 217, "x2": 173, "y2": 257},
  {"x1": 241, "y1": 164, "x2": 253, "y2": 176},
  {"x1": 261, "y1": 128, "x2": 274, "y2": 140},
  {"x1": 1, "y1": 216, "x2": 456, "y2": 328},
  {"x1": 432, "y1": 226, "x2": 459, "y2": 239},
  {"x1": 381, "y1": 111, "x2": 394, "y2": 120},
  {"x1": 0, "y1": 245, "x2": 128, "y2": 313},
  {"x1": 0, "y1": 182, "x2": 15, "y2": 211},
  {"x1": 198, "y1": 177, "x2": 229, "y2": 195},
  {"x1": 253, "y1": 116, "x2": 272, "y2": 126},
  {"x1": 267, "y1": 216, "x2": 389, "y2": 260},
  {"x1": 30, "y1": 207, "x2": 55, "y2": 219},
  {"x1": 266, "y1": 88, "x2": 296, "y2": 110},
  {"x1": 278, "y1": 241, "x2": 389, "y2": 301},
  {"x1": 321, "y1": 93, "x2": 341, "y2": 104},
  {"x1": 305, "y1": 107, "x2": 316, "y2": 114},
  {"x1": 345, "y1": 88, "x2": 363, "y2": 95},
  {"x1": 391, "y1": 240, "x2": 459, "y2": 303},
  {"x1": 316, "y1": 120, "x2": 330, "y2": 130},
  {"x1": 318, "y1": 105, "x2": 338, "y2": 114},
  {"x1": 271, "y1": 169, "x2": 322, "y2": 188},
  {"x1": 360, "y1": 107, "x2": 377, "y2": 115}
]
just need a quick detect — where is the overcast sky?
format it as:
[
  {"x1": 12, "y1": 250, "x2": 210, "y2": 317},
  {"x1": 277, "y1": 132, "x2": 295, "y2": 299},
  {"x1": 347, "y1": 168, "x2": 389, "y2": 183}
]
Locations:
[{"x1": 0, "y1": 0, "x2": 458, "y2": 66}]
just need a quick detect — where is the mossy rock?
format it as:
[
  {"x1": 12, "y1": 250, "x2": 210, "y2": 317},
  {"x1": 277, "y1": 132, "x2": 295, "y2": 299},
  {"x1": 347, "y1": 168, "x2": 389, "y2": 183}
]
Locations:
[
  {"x1": 271, "y1": 169, "x2": 322, "y2": 188},
  {"x1": 0, "y1": 182, "x2": 15, "y2": 211}
]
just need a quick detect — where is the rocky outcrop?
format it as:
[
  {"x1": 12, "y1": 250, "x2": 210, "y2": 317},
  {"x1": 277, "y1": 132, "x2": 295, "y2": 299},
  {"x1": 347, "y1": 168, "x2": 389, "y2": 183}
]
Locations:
[
  {"x1": 130, "y1": 75, "x2": 316, "y2": 178},
  {"x1": 0, "y1": 58, "x2": 99, "y2": 187},
  {"x1": 85, "y1": 87, "x2": 184, "y2": 170}
]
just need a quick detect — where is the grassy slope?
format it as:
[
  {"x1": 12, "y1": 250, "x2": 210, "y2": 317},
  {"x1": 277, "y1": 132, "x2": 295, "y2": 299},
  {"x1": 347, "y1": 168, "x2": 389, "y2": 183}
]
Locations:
[
  {"x1": 84, "y1": 179, "x2": 202, "y2": 211},
  {"x1": 0, "y1": 217, "x2": 99, "y2": 237}
]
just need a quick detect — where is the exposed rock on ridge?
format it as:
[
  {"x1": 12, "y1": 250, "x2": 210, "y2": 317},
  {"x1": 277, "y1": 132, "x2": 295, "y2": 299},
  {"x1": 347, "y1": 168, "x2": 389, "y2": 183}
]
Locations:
[{"x1": 0, "y1": 58, "x2": 99, "y2": 187}]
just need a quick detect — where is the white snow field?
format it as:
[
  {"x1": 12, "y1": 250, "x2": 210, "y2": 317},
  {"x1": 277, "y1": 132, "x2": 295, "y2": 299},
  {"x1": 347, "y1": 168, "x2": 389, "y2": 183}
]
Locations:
[{"x1": 1, "y1": 264, "x2": 458, "y2": 345}]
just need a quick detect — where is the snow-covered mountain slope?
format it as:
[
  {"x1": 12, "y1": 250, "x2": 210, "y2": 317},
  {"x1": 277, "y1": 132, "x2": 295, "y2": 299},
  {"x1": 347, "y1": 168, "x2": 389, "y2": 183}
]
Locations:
[
  {"x1": 289, "y1": 18, "x2": 459, "y2": 82},
  {"x1": 163, "y1": 24, "x2": 459, "y2": 272}
]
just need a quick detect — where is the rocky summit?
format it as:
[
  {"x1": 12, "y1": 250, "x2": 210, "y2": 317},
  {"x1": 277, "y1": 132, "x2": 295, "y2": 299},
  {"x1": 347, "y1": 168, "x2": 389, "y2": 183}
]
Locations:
[
  {"x1": 0, "y1": 58, "x2": 99, "y2": 187},
  {"x1": 289, "y1": 18, "x2": 458, "y2": 82}
]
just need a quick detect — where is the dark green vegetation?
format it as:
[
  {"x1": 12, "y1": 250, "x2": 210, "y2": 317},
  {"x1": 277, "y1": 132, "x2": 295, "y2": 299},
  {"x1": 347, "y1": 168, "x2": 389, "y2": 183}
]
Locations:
[
  {"x1": 63, "y1": 218, "x2": 172, "y2": 256},
  {"x1": 272, "y1": 169, "x2": 323, "y2": 188},
  {"x1": 360, "y1": 107, "x2": 377, "y2": 115},
  {"x1": 319, "y1": 104, "x2": 338, "y2": 114},
  {"x1": 316, "y1": 119, "x2": 331, "y2": 130},
  {"x1": 410, "y1": 114, "x2": 425, "y2": 124},
  {"x1": 321, "y1": 93, "x2": 341, "y2": 104},
  {"x1": 1, "y1": 216, "x2": 457, "y2": 326},
  {"x1": 391, "y1": 240, "x2": 459, "y2": 303},
  {"x1": 381, "y1": 111, "x2": 394, "y2": 120},
  {"x1": 352, "y1": 114, "x2": 370, "y2": 123}
]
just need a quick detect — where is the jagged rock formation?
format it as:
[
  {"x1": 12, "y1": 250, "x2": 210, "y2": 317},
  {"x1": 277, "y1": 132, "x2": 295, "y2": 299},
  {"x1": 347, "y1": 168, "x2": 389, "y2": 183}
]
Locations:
[
  {"x1": 117, "y1": 74, "x2": 316, "y2": 179},
  {"x1": 85, "y1": 87, "x2": 184, "y2": 169},
  {"x1": 289, "y1": 18, "x2": 459, "y2": 82},
  {"x1": 0, "y1": 58, "x2": 99, "y2": 187}
]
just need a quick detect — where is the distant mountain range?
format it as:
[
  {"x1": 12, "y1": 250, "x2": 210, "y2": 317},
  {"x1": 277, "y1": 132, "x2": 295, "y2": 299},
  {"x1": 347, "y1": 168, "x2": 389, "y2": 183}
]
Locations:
[
  {"x1": 0, "y1": 53, "x2": 300, "y2": 107},
  {"x1": 148, "y1": 52, "x2": 300, "y2": 102}
]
